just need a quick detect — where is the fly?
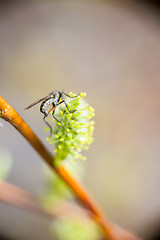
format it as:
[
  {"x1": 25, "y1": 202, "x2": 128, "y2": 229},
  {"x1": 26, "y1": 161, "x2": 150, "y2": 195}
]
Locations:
[{"x1": 25, "y1": 91, "x2": 79, "y2": 136}]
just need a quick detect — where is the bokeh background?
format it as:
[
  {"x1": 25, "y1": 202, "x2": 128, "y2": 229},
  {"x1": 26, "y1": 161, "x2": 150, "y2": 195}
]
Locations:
[{"x1": 0, "y1": 1, "x2": 160, "y2": 239}]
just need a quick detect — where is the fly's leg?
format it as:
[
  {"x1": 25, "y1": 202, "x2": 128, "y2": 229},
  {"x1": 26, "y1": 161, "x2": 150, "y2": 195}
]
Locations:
[
  {"x1": 43, "y1": 111, "x2": 52, "y2": 137},
  {"x1": 57, "y1": 100, "x2": 75, "y2": 113},
  {"x1": 64, "y1": 100, "x2": 76, "y2": 113},
  {"x1": 59, "y1": 97, "x2": 76, "y2": 114},
  {"x1": 62, "y1": 92, "x2": 80, "y2": 99},
  {"x1": 61, "y1": 92, "x2": 79, "y2": 113},
  {"x1": 52, "y1": 106, "x2": 67, "y2": 130}
]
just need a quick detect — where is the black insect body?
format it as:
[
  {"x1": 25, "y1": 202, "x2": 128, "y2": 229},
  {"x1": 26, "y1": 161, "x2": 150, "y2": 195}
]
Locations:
[{"x1": 25, "y1": 91, "x2": 79, "y2": 136}]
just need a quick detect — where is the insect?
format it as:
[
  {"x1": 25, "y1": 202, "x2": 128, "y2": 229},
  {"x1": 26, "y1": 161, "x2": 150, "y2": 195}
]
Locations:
[{"x1": 25, "y1": 91, "x2": 79, "y2": 136}]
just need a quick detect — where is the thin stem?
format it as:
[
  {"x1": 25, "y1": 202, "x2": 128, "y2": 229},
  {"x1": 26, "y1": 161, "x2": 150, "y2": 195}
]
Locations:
[
  {"x1": 0, "y1": 180, "x2": 90, "y2": 219},
  {"x1": 0, "y1": 180, "x2": 52, "y2": 219},
  {"x1": 0, "y1": 96, "x2": 142, "y2": 240}
]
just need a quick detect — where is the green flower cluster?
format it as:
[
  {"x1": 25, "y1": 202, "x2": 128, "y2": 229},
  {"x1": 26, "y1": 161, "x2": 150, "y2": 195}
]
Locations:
[{"x1": 46, "y1": 92, "x2": 95, "y2": 164}]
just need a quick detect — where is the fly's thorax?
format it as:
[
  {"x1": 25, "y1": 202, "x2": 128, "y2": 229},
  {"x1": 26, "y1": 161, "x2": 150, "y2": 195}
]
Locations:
[{"x1": 50, "y1": 91, "x2": 62, "y2": 102}]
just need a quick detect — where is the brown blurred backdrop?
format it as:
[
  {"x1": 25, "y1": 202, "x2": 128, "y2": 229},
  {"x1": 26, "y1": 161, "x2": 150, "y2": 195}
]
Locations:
[{"x1": 0, "y1": 1, "x2": 160, "y2": 239}]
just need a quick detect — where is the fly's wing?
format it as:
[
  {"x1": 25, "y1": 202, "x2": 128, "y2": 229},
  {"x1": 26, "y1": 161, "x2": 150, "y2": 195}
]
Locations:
[{"x1": 24, "y1": 95, "x2": 48, "y2": 110}]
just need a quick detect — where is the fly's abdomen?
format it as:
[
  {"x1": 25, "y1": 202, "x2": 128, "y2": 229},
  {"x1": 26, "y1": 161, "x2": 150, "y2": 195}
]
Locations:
[{"x1": 40, "y1": 98, "x2": 55, "y2": 113}]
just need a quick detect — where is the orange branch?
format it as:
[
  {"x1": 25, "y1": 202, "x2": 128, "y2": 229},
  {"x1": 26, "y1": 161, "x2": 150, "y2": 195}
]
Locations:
[{"x1": 0, "y1": 96, "x2": 142, "y2": 240}]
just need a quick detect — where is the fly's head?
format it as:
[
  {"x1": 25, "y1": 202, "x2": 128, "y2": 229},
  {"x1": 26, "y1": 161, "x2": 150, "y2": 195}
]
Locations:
[{"x1": 50, "y1": 91, "x2": 60, "y2": 99}]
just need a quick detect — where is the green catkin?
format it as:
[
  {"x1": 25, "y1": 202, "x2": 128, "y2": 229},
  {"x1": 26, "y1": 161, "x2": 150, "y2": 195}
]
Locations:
[{"x1": 46, "y1": 92, "x2": 95, "y2": 164}]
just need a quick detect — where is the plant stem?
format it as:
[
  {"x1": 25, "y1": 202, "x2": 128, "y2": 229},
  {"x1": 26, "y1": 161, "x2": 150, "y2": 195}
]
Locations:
[
  {"x1": 0, "y1": 180, "x2": 90, "y2": 220},
  {"x1": 0, "y1": 96, "x2": 142, "y2": 240},
  {"x1": 0, "y1": 180, "x2": 52, "y2": 219}
]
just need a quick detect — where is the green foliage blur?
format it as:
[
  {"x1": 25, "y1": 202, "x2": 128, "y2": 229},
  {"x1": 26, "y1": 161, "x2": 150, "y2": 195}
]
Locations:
[
  {"x1": 0, "y1": 148, "x2": 12, "y2": 180},
  {"x1": 42, "y1": 161, "x2": 102, "y2": 240},
  {"x1": 51, "y1": 217, "x2": 101, "y2": 240}
]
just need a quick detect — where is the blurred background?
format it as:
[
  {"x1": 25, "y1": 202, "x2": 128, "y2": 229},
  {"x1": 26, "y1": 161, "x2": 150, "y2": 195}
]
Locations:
[{"x1": 0, "y1": 0, "x2": 160, "y2": 239}]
